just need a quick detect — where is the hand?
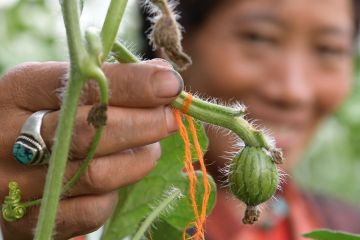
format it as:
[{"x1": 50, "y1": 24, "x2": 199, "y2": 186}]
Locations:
[{"x1": 0, "y1": 59, "x2": 182, "y2": 239}]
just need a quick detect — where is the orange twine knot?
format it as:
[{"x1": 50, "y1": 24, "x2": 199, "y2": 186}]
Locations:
[{"x1": 174, "y1": 94, "x2": 211, "y2": 240}]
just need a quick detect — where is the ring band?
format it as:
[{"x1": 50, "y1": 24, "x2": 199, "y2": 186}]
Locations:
[{"x1": 13, "y1": 110, "x2": 51, "y2": 165}]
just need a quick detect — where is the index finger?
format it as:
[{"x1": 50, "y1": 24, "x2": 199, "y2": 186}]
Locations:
[{"x1": 1, "y1": 60, "x2": 183, "y2": 111}]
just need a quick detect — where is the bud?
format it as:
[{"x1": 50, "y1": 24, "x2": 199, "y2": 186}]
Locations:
[{"x1": 228, "y1": 146, "x2": 279, "y2": 224}]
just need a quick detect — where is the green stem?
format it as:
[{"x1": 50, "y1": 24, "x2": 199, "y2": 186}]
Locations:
[
  {"x1": 23, "y1": 199, "x2": 42, "y2": 208},
  {"x1": 34, "y1": 1, "x2": 87, "y2": 239},
  {"x1": 101, "y1": 0, "x2": 128, "y2": 61},
  {"x1": 113, "y1": 40, "x2": 140, "y2": 63},
  {"x1": 62, "y1": 128, "x2": 104, "y2": 193},
  {"x1": 21, "y1": 128, "x2": 104, "y2": 208},
  {"x1": 21, "y1": 68, "x2": 109, "y2": 210},
  {"x1": 61, "y1": 0, "x2": 87, "y2": 65},
  {"x1": 132, "y1": 188, "x2": 182, "y2": 240},
  {"x1": 111, "y1": 41, "x2": 269, "y2": 148},
  {"x1": 172, "y1": 92, "x2": 261, "y2": 147},
  {"x1": 112, "y1": 41, "x2": 140, "y2": 63},
  {"x1": 34, "y1": 72, "x2": 86, "y2": 240},
  {"x1": 63, "y1": 68, "x2": 109, "y2": 193}
]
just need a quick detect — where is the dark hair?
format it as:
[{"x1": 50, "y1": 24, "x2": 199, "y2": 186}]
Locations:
[{"x1": 141, "y1": 0, "x2": 360, "y2": 57}]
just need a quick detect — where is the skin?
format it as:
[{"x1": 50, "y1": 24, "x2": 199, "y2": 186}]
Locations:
[
  {"x1": 0, "y1": 60, "x2": 183, "y2": 239},
  {"x1": 182, "y1": 0, "x2": 355, "y2": 176}
]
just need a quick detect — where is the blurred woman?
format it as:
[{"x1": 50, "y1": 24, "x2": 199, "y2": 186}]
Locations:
[{"x1": 141, "y1": 0, "x2": 360, "y2": 239}]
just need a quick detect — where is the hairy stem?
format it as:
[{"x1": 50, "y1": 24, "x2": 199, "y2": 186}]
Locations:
[
  {"x1": 112, "y1": 41, "x2": 270, "y2": 148},
  {"x1": 62, "y1": 128, "x2": 104, "y2": 193},
  {"x1": 34, "y1": 73, "x2": 86, "y2": 240},
  {"x1": 20, "y1": 67, "x2": 109, "y2": 211},
  {"x1": 112, "y1": 41, "x2": 139, "y2": 63},
  {"x1": 34, "y1": 1, "x2": 87, "y2": 239},
  {"x1": 101, "y1": 0, "x2": 128, "y2": 61},
  {"x1": 63, "y1": 68, "x2": 109, "y2": 192},
  {"x1": 172, "y1": 92, "x2": 263, "y2": 147},
  {"x1": 132, "y1": 188, "x2": 182, "y2": 240}
]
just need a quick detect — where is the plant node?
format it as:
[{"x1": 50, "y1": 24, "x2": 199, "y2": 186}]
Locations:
[{"x1": 87, "y1": 103, "x2": 108, "y2": 128}]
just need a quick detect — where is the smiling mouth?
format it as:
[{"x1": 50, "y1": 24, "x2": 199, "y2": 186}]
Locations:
[
  {"x1": 261, "y1": 123, "x2": 304, "y2": 151},
  {"x1": 242, "y1": 104, "x2": 310, "y2": 151}
]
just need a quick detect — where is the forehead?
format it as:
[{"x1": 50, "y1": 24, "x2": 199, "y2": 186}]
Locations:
[{"x1": 225, "y1": 0, "x2": 354, "y2": 30}]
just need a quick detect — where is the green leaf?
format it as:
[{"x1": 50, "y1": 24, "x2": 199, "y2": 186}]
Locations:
[
  {"x1": 161, "y1": 172, "x2": 216, "y2": 230},
  {"x1": 101, "y1": 119, "x2": 216, "y2": 240},
  {"x1": 304, "y1": 229, "x2": 360, "y2": 240},
  {"x1": 147, "y1": 221, "x2": 186, "y2": 240}
]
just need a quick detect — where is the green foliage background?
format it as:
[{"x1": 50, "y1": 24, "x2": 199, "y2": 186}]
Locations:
[{"x1": 0, "y1": 0, "x2": 359, "y2": 207}]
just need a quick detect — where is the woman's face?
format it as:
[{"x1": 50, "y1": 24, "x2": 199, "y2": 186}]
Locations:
[{"x1": 182, "y1": 0, "x2": 355, "y2": 171}]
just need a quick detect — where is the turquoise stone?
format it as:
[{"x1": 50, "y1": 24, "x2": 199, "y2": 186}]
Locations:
[{"x1": 13, "y1": 143, "x2": 34, "y2": 165}]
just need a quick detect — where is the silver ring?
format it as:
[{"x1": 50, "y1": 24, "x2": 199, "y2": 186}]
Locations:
[{"x1": 13, "y1": 110, "x2": 51, "y2": 165}]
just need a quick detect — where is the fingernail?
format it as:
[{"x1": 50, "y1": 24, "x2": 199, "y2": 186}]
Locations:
[
  {"x1": 153, "y1": 69, "x2": 184, "y2": 98},
  {"x1": 165, "y1": 107, "x2": 178, "y2": 133}
]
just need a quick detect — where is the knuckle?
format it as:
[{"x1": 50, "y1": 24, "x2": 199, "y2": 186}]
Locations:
[
  {"x1": 82, "y1": 80, "x2": 101, "y2": 104},
  {"x1": 78, "y1": 195, "x2": 117, "y2": 230},
  {"x1": 83, "y1": 160, "x2": 104, "y2": 193},
  {"x1": 151, "y1": 107, "x2": 170, "y2": 137},
  {"x1": 6, "y1": 62, "x2": 41, "y2": 80},
  {"x1": 137, "y1": 143, "x2": 162, "y2": 171},
  {"x1": 147, "y1": 143, "x2": 162, "y2": 163},
  {"x1": 71, "y1": 109, "x2": 95, "y2": 159},
  {"x1": 5, "y1": 62, "x2": 41, "y2": 106}
]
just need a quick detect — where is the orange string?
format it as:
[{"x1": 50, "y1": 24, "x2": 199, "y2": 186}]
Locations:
[
  {"x1": 187, "y1": 114, "x2": 211, "y2": 240},
  {"x1": 175, "y1": 93, "x2": 211, "y2": 240},
  {"x1": 183, "y1": 94, "x2": 193, "y2": 114},
  {"x1": 175, "y1": 110, "x2": 200, "y2": 239}
]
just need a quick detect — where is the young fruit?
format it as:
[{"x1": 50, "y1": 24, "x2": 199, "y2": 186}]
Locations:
[{"x1": 229, "y1": 146, "x2": 279, "y2": 224}]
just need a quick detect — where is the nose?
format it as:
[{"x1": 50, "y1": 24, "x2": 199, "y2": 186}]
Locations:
[{"x1": 261, "y1": 52, "x2": 314, "y2": 109}]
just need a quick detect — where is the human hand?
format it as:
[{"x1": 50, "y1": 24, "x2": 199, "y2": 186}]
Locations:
[{"x1": 0, "y1": 59, "x2": 182, "y2": 239}]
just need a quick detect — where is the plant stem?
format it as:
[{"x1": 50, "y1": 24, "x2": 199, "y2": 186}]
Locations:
[
  {"x1": 20, "y1": 128, "x2": 104, "y2": 209},
  {"x1": 101, "y1": 0, "x2": 128, "y2": 61},
  {"x1": 62, "y1": 128, "x2": 104, "y2": 193},
  {"x1": 111, "y1": 41, "x2": 270, "y2": 148},
  {"x1": 112, "y1": 41, "x2": 140, "y2": 63},
  {"x1": 63, "y1": 68, "x2": 109, "y2": 192},
  {"x1": 23, "y1": 199, "x2": 41, "y2": 208},
  {"x1": 113, "y1": 40, "x2": 141, "y2": 63},
  {"x1": 132, "y1": 188, "x2": 182, "y2": 240},
  {"x1": 34, "y1": 1, "x2": 87, "y2": 239},
  {"x1": 34, "y1": 72, "x2": 86, "y2": 240},
  {"x1": 172, "y1": 92, "x2": 262, "y2": 147},
  {"x1": 22, "y1": 67, "x2": 109, "y2": 207}
]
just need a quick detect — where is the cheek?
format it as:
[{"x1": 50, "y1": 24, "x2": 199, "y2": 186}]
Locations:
[
  {"x1": 184, "y1": 36, "x2": 264, "y2": 99},
  {"x1": 315, "y1": 72, "x2": 352, "y2": 115}
]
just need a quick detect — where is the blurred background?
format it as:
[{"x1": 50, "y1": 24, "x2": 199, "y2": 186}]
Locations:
[{"x1": 0, "y1": 0, "x2": 359, "y2": 206}]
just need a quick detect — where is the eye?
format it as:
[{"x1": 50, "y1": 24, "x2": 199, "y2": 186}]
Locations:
[
  {"x1": 239, "y1": 31, "x2": 277, "y2": 45},
  {"x1": 315, "y1": 44, "x2": 348, "y2": 58}
]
